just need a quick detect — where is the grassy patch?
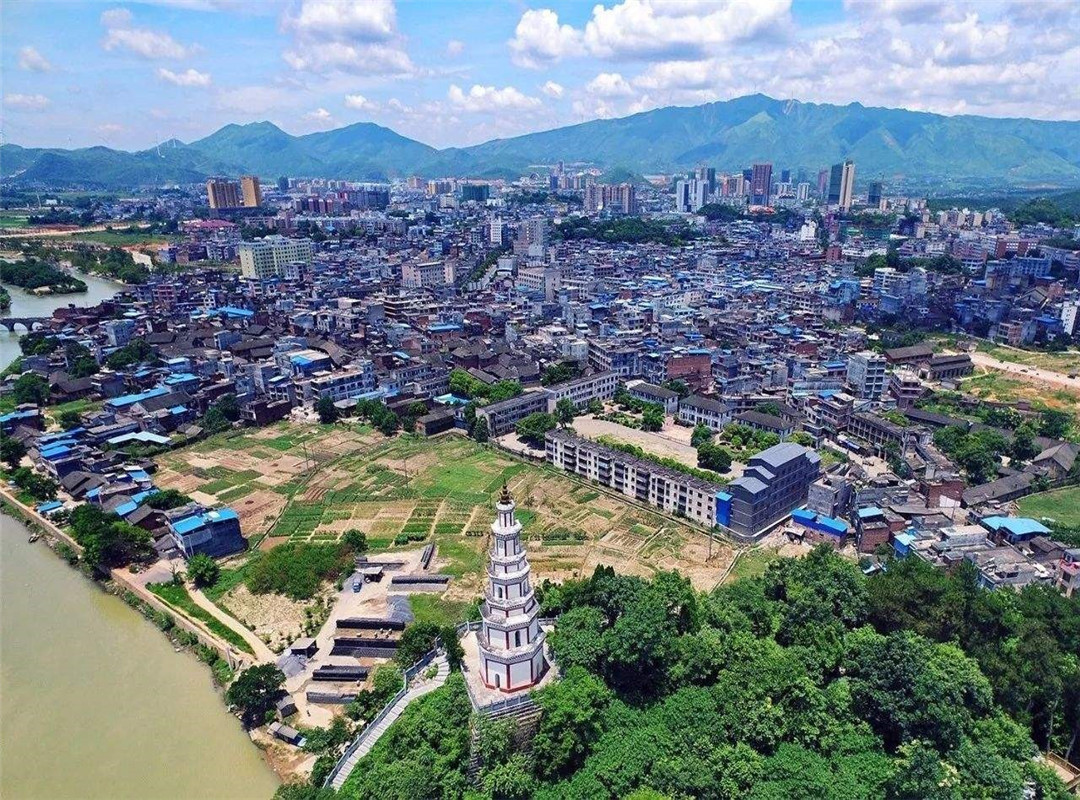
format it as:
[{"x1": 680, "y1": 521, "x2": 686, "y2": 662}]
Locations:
[
  {"x1": 724, "y1": 548, "x2": 780, "y2": 584},
  {"x1": 408, "y1": 593, "x2": 470, "y2": 627},
  {"x1": 1017, "y1": 486, "x2": 1080, "y2": 528},
  {"x1": 147, "y1": 581, "x2": 254, "y2": 655},
  {"x1": 433, "y1": 536, "x2": 485, "y2": 578}
]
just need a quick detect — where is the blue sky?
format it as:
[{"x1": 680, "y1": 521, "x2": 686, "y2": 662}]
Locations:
[{"x1": 3, "y1": 0, "x2": 1077, "y2": 151}]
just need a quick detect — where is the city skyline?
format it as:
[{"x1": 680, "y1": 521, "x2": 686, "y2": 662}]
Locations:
[{"x1": 3, "y1": 0, "x2": 1079, "y2": 152}]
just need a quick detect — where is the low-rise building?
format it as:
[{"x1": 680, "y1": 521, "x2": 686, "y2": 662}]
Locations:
[{"x1": 678, "y1": 394, "x2": 732, "y2": 431}]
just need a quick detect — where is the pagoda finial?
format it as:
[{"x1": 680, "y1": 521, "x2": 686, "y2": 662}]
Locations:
[{"x1": 500, "y1": 482, "x2": 512, "y2": 505}]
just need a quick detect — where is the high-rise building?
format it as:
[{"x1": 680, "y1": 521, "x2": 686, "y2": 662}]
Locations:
[
  {"x1": 476, "y1": 486, "x2": 548, "y2": 692},
  {"x1": 240, "y1": 175, "x2": 262, "y2": 208},
  {"x1": 276, "y1": 175, "x2": 289, "y2": 193},
  {"x1": 238, "y1": 235, "x2": 314, "y2": 279},
  {"x1": 461, "y1": 183, "x2": 490, "y2": 203},
  {"x1": 839, "y1": 160, "x2": 856, "y2": 212},
  {"x1": 868, "y1": 181, "x2": 883, "y2": 208},
  {"x1": 827, "y1": 163, "x2": 844, "y2": 206},
  {"x1": 797, "y1": 182, "x2": 810, "y2": 201},
  {"x1": 206, "y1": 178, "x2": 243, "y2": 210},
  {"x1": 780, "y1": 168, "x2": 791, "y2": 184},
  {"x1": 750, "y1": 163, "x2": 773, "y2": 206},
  {"x1": 817, "y1": 169, "x2": 830, "y2": 197}
]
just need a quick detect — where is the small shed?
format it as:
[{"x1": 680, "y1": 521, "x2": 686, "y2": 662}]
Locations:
[
  {"x1": 290, "y1": 637, "x2": 318, "y2": 658},
  {"x1": 276, "y1": 694, "x2": 298, "y2": 718},
  {"x1": 357, "y1": 565, "x2": 384, "y2": 583},
  {"x1": 268, "y1": 721, "x2": 305, "y2": 747}
]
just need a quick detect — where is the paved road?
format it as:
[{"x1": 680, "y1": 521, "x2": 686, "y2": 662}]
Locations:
[{"x1": 970, "y1": 352, "x2": 1080, "y2": 392}]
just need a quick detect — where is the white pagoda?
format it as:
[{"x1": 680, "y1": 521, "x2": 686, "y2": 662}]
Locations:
[{"x1": 477, "y1": 484, "x2": 548, "y2": 692}]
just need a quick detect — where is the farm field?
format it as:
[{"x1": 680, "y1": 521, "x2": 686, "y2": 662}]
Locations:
[
  {"x1": 1017, "y1": 486, "x2": 1080, "y2": 528},
  {"x1": 154, "y1": 422, "x2": 736, "y2": 619}
]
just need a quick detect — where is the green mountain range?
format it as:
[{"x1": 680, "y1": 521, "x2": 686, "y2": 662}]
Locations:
[{"x1": 4, "y1": 94, "x2": 1079, "y2": 189}]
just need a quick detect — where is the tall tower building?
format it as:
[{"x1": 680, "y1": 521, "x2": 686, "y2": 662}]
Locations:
[
  {"x1": 827, "y1": 163, "x2": 844, "y2": 206},
  {"x1": 206, "y1": 178, "x2": 242, "y2": 210},
  {"x1": 839, "y1": 160, "x2": 856, "y2": 212},
  {"x1": 750, "y1": 162, "x2": 773, "y2": 206},
  {"x1": 241, "y1": 175, "x2": 262, "y2": 208},
  {"x1": 477, "y1": 486, "x2": 548, "y2": 692},
  {"x1": 868, "y1": 181, "x2": 883, "y2": 209}
]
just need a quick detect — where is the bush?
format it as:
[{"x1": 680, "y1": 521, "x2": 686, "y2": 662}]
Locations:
[{"x1": 245, "y1": 543, "x2": 356, "y2": 600}]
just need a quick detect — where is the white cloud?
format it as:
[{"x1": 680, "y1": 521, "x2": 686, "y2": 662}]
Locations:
[
  {"x1": 281, "y1": 0, "x2": 415, "y2": 76},
  {"x1": 4, "y1": 93, "x2": 51, "y2": 111},
  {"x1": 586, "y1": 72, "x2": 633, "y2": 97},
  {"x1": 97, "y1": 123, "x2": 124, "y2": 134},
  {"x1": 633, "y1": 59, "x2": 721, "y2": 91},
  {"x1": 18, "y1": 46, "x2": 52, "y2": 72},
  {"x1": 283, "y1": 41, "x2": 414, "y2": 75},
  {"x1": 542, "y1": 81, "x2": 565, "y2": 98},
  {"x1": 303, "y1": 107, "x2": 334, "y2": 125},
  {"x1": 344, "y1": 93, "x2": 376, "y2": 111},
  {"x1": 101, "y1": 9, "x2": 194, "y2": 59},
  {"x1": 583, "y1": 0, "x2": 791, "y2": 60},
  {"x1": 448, "y1": 84, "x2": 542, "y2": 112},
  {"x1": 509, "y1": 9, "x2": 582, "y2": 68},
  {"x1": 933, "y1": 13, "x2": 1011, "y2": 65},
  {"x1": 446, "y1": 39, "x2": 464, "y2": 57},
  {"x1": 284, "y1": 0, "x2": 397, "y2": 41},
  {"x1": 157, "y1": 67, "x2": 212, "y2": 87}
]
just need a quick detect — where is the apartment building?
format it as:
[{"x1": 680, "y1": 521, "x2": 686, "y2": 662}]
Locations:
[
  {"x1": 678, "y1": 394, "x2": 732, "y2": 430},
  {"x1": 846, "y1": 351, "x2": 887, "y2": 400},
  {"x1": 402, "y1": 260, "x2": 456, "y2": 289},
  {"x1": 476, "y1": 391, "x2": 550, "y2": 436},
  {"x1": 718, "y1": 442, "x2": 821, "y2": 538},
  {"x1": 304, "y1": 361, "x2": 376, "y2": 403},
  {"x1": 239, "y1": 235, "x2": 315, "y2": 279},
  {"x1": 545, "y1": 430, "x2": 724, "y2": 529},
  {"x1": 626, "y1": 381, "x2": 679, "y2": 414},
  {"x1": 544, "y1": 371, "x2": 617, "y2": 411}
]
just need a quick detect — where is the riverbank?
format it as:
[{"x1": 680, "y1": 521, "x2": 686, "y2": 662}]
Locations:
[{"x1": 0, "y1": 511, "x2": 280, "y2": 799}]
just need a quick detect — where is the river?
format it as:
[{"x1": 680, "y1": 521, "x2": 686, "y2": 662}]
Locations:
[{"x1": 1, "y1": 275, "x2": 280, "y2": 799}]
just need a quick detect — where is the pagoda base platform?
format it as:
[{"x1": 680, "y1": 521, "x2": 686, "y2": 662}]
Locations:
[{"x1": 459, "y1": 627, "x2": 556, "y2": 708}]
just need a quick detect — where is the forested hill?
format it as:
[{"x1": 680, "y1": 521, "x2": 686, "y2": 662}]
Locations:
[
  {"x1": 5, "y1": 94, "x2": 1080, "y2": 189},
  {"x1": 322, "y1": 547, "x2": 1079, "y2": 800}
]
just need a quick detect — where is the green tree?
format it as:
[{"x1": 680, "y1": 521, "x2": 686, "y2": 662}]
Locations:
[
  {"x1": 187, "y1": 552, "x2": 220, "y2": 588},
  {"x1": 316, "y1": 395, "x2": 338, "y2": 424},
  {"x1": 0, "y1": 435, "x2": 27, "y2": 469},
  {"x1": 57, "y1": 409, "x2": 83, "y2": 430},
  {"x1": 342, "y1": 529, "x2": 367, "y2": 554},
  {"x1": 697, "y1": 442, "x2": 732, "y2": 473},
  {"x1": 555, "y1": 397, "x2": 576, "y2": 427},
  {"x1": 13, "y1": 372, "x2": 49, "y2": 405},
  {"x1": 532, "y1": 666, "x2": 614, "y2": 779},
  {"x1": 663, "y1": 379, "x2": 691, "y2": 398},
  {"x1": 1010, "y1": 421, "x2": 1040, "y2": 462},
  {"x1": 516, "y1": 412, "x2": 557, "y2": 446},
  {"x1": 587, "y1": 397, "x2": 604, "y2": 415},
  {"x1": 471, "y1": 416, "x2": 490, "y2": 442},
  {"x1": 690, "y1": 423, "x2": 714, "y2": 448},
  {"x1": 641, "y1": 404, "x2": 665, "y2": 432},
  {"x1": 1039, "y1": 409, "x2": 1072, "y2": 440},
  {"x1": 202, "y1": 405, "x2": 230, "y2": 434},
  {"x1": 549, "y1": 605, "x2": 606, "y2": 673},
  {"x1": 226, "y1": 664, "x2": 285, "y2": 727}
]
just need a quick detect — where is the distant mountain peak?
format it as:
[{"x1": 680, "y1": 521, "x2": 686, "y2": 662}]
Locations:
[{"x1": 3, "y1": 94, "x2": 1079, "y2": 188}]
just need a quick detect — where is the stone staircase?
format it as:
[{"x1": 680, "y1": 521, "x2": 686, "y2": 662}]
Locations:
[
  {"x1": 329, "y1": 654, "x2": 450, "y2": 790},
  {"x1": 465, "y1": 696, "x2": 544, "y2": 783}
]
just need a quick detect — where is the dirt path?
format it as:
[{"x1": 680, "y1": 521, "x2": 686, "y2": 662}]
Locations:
[
  {"x1": 189, "y1": 586, "x2": 278, "y2": 663},
  {"x1": 970, "y1": 352, "x2": 1080, "y2": 393}
]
